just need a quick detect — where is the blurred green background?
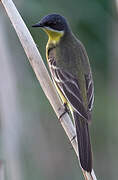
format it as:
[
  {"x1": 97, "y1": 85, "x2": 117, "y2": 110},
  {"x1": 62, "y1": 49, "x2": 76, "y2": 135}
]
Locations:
[{"x1": 0, "y1": 0, "x2": 118, "y2": 179}]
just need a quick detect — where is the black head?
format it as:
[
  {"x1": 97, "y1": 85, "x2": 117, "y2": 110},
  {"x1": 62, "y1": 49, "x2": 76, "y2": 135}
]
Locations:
[{"x1": 32, "y1": 14, "x2": 70, "y2": 32}]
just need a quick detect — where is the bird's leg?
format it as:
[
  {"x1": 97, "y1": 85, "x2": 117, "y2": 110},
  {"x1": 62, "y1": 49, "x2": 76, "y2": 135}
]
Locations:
[
  {"x1": 59, "y1": 103, "x2": 69, "y2": 120},
  {"x1": 64, "y1": 102, "x2": 69, "y2": 113},
  {"x1": 59, "y1": 103, "x2": 77, "y2": 142},
  {"x1": 70, "y1": 135, "x2": 76, "y2": 142}
]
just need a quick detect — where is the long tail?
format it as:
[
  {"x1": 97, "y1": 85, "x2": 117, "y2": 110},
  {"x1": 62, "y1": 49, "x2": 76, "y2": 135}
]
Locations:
[{"x1": 73, "y1": 111, "x2": 92, "y2": 173}]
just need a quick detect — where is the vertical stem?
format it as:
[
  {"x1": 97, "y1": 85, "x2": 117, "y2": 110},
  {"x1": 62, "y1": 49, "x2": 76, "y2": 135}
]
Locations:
[
  {"x1": 0, "y1": 161, "x2": 4, "y2": 180},
  {"x1": 0, "y1": 15, "x2": 24, "y2": 180}
]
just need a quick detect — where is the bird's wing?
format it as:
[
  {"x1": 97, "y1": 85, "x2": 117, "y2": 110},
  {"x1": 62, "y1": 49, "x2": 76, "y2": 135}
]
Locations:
[
  {"x1": 85, "y1": 74, "x2": 94, "y2": 112},
  {"x1": 78, "y1": 41, "x2": 94, "y2": 113},
  {"x1": 48, "y1": 58, "x2": 88, "y2": 120}
]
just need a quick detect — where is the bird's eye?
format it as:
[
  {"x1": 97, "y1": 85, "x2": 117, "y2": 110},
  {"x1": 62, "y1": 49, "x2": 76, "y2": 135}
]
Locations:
[
  {"x1": 52, "y1": 21, "x2": 57, "y2": 25},
  {"x1": 48, "y1": 21, "x2": 57, "y2": 26}
]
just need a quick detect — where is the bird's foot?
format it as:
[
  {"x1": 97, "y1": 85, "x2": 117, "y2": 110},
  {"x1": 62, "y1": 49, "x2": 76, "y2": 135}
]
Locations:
[
  {"x1": 64, "y1": 102, "x2": 69, "y2": 113},
  {"x1": 59, "y1": 103, "x2": 69, "y2": 120},
  {"x1": 70, "y1": 135, "x2": 76, "y2": 142}
]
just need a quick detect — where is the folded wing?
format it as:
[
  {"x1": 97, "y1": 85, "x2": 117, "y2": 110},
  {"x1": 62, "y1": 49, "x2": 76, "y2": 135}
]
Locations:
[{"x1": 49, "y1": 58, "x2": 89, "y2": 120}]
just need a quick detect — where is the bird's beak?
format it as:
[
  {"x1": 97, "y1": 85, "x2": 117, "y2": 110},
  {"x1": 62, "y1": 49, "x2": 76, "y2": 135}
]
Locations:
[{"x1": 32, "y1": 22, "x2": 43, "y2": 28}]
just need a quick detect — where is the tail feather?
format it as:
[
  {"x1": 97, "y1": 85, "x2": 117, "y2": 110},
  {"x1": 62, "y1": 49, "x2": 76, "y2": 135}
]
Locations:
[{"x1": 73, "y1": 111, "x2": 92, "y2": 173}]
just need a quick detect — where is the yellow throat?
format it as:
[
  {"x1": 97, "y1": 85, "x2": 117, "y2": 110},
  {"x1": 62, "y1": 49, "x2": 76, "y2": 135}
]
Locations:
[{"x1": 43, "y1": 27, "x2": 64, "y2": 44}]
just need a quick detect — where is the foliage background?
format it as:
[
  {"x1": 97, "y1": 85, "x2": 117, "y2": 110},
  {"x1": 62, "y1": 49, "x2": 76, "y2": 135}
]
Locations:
[{"x1": 0, "y1": 0, "x2": 118, "y2": 179}]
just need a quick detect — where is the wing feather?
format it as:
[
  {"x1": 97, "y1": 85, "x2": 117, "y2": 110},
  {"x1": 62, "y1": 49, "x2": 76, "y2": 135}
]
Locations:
[
  {"x1": 85, "y1": 74, "x2": 94, "y2": 111},
  {"x1": 49, "y1": 58, "x2": 88, "y2": 120}
]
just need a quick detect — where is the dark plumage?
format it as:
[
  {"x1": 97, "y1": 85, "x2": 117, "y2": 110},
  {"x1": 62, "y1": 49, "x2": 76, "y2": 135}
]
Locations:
[
  {"x1": 33, "y1": 14, "x2": 94, "y2": 173},
  {"x1": 32, "y1": 14, "x2": 70, "y2": 32}
]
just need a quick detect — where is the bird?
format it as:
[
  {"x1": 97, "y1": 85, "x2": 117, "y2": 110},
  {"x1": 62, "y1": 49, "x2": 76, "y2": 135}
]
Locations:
[{"x1": 32, "y1": 14, "x2": 94, "y2": 173}]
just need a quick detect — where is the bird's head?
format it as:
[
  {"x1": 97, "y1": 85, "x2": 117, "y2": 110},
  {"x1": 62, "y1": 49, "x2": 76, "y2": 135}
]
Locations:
[{"x1": 32, "y1": 14, "x2": 70, "y2": 43}]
